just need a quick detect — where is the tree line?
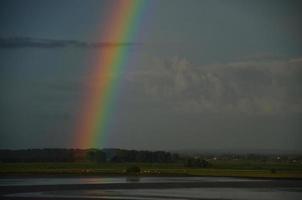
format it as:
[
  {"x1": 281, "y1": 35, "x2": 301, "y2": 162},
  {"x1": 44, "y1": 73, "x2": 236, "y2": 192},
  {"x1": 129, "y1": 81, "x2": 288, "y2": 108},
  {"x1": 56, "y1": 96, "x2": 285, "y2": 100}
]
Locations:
[{"x1": 0, "y1": 148, "x2": 210, "y2": 168}]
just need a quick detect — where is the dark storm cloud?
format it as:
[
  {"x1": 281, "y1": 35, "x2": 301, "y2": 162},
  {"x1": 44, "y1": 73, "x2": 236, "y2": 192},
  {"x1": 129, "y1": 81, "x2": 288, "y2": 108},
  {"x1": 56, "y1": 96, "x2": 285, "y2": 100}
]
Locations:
[{"x1": 0, "y1": 37, "x2": 140, "y2": 49}]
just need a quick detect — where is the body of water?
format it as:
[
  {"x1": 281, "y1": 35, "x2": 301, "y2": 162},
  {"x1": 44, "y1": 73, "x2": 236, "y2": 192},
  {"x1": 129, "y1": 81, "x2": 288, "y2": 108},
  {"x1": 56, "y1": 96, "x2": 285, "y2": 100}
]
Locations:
[
  {"x1": 1, "y1": 176, "x2": 301, "y2": 200},
  {"x1": 0, "y1": 176, "x2": 266, "y2": 186}
]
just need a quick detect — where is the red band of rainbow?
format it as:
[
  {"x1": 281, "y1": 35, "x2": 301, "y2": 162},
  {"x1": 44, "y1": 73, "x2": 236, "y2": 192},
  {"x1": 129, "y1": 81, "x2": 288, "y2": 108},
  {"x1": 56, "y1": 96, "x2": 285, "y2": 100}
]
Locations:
[{"x1": 74, "y1": 0, "x2": 147, "y2": 148}]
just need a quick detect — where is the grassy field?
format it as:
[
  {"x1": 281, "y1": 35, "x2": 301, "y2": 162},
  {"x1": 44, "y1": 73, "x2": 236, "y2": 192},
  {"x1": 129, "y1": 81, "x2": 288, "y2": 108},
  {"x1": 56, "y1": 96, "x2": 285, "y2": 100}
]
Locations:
[{"x1": 1, "y1": 161, "x2": 302, "y2": 179}]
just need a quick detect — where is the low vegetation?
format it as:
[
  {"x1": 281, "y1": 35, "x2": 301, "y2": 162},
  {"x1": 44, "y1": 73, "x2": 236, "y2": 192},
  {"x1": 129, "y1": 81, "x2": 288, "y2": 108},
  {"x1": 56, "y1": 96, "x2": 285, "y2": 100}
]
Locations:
[
  {"x1": 0, "y1": 149, "x2": 301, "y2": 179},
  {"x1": 126, "y1": 165, "x2": 141, "y2": 174}
]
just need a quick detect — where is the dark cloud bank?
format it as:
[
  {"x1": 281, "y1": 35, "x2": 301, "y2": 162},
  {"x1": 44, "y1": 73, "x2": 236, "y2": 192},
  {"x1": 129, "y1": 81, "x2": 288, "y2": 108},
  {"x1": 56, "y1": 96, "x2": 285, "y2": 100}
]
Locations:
[{"x1": 0, "y1": 37, "x2": 139, "y2": 49}]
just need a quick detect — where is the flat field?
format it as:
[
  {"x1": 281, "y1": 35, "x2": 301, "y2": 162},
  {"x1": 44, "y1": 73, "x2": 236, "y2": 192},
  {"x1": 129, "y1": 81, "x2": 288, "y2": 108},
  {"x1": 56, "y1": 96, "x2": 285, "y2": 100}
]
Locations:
[{"x1": 1, "y1": 160, "x2": 302, "y2": 179}]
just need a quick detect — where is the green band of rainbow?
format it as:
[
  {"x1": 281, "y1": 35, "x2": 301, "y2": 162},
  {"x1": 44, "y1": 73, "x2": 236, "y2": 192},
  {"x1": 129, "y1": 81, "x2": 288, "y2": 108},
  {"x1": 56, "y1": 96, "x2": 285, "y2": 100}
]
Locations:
[{"x1": 74, "y1": 0, "x2": 147, "y2": 148}]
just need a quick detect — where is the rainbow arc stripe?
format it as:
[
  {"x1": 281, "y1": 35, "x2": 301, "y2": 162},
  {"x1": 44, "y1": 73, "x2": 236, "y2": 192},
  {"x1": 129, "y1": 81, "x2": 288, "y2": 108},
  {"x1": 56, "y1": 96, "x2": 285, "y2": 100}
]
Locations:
[{"x1": 75, "y1": 0, "x2": 147, "y2": 148}]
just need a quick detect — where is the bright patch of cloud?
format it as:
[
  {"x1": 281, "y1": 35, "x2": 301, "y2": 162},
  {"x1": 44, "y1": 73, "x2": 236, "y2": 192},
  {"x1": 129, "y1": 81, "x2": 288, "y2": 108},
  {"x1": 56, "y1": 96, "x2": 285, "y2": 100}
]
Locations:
[{"x1": 127, "y1": 55, "x2": 302, "y2": 114}]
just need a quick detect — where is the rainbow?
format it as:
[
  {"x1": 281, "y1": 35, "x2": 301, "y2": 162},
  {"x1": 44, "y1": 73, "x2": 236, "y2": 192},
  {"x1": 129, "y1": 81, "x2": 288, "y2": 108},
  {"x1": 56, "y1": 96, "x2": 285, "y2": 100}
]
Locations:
[{"x1": 74, "y1": 0, "x2": 148, "y2": 148}]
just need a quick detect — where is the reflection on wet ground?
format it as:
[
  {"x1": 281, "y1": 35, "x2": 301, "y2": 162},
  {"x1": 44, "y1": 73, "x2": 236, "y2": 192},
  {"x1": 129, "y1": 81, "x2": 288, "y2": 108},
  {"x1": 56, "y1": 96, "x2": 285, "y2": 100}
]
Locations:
[
  {"x1": 8, "y1": 187, "x2": 302, "y2": 200},
  {"x1": 0, "y1": 176, "x2": 268, "y2": 186},
  {"x1": 1, "y1": 177, "x2": 302, "y2": 200}
]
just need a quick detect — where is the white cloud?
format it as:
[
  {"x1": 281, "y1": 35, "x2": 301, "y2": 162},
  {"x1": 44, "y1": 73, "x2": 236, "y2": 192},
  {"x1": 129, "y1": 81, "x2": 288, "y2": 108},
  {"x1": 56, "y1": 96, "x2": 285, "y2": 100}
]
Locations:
[{"x1": 126, "y1": 55, "x2": 302, "y2": 114}]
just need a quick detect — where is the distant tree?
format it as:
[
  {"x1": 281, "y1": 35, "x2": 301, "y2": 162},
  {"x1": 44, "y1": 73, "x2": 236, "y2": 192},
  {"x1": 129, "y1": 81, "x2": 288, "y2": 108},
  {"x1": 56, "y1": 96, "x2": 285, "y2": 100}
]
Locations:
[
  {"x1": 0, "y1": 148, "x2": 182, "y2": 164},
  {"x1": 87, "y1": 150, "x2": 106, "y2": 163}
]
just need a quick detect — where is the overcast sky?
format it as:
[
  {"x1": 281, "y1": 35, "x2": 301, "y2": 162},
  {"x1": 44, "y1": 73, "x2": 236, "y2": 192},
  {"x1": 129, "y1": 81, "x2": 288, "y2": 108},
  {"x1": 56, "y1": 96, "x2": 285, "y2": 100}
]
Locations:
[{"x1": 0, "y1": 0, "x2": 302, "y2": 152}]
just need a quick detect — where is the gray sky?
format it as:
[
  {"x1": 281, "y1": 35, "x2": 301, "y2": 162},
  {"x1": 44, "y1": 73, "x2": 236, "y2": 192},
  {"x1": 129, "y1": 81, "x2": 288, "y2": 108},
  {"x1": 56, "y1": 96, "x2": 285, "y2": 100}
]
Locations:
[{"x1": 0, "y1": 0, "x2": 302, "y2": 152}]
